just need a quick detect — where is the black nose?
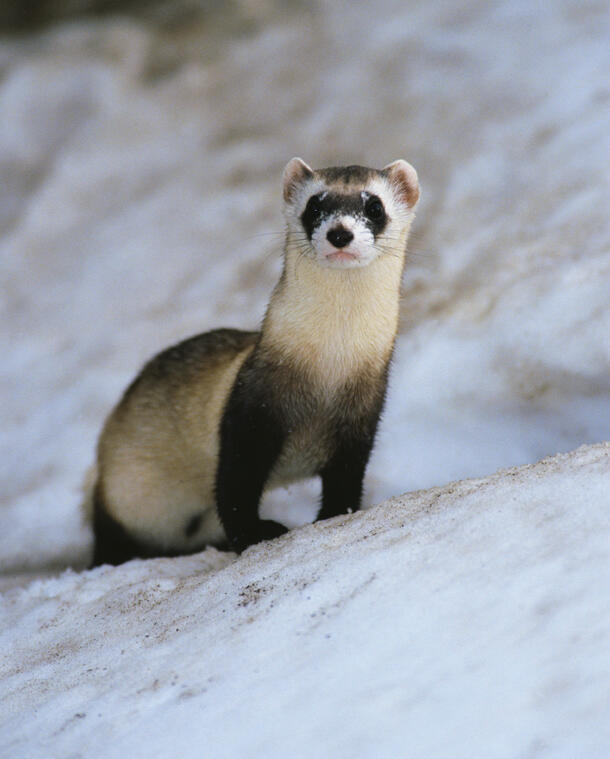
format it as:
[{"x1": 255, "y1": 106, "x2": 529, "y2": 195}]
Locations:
[{"x1": 327, "y1": 227, "x2": 354, "y2": 249}]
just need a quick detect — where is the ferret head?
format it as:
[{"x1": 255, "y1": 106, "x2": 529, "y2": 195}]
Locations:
[{"x1": 282, "y1": 158, "x2": 419, "y2": 270}]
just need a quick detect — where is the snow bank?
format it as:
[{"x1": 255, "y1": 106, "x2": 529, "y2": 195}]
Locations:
[{"x1": 1, "y1": 443, "x2": 608, "y2": 758}]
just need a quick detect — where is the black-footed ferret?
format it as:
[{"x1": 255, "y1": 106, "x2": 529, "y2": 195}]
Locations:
[{"x1": 89, "y1": 157, "x2": 420, "y2": 565}]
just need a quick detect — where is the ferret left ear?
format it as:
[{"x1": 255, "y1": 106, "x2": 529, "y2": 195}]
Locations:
[
  {"x1": 283, "y1": 157, "x2": 314, "y2": 203},
  {"x1": 383, "y1": 159, "x2": 420, "y2": 208}
]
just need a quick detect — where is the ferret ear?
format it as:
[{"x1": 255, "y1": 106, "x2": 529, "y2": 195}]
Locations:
[
  {"x1": 283, "y1": 157, "x2": 314, "y2": 203},
  {"x1": 382, "y1": 159, "x2": 420, "y2": 208}
]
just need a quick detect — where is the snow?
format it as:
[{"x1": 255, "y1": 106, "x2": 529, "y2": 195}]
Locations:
[
  {"x1": 2, "y1": 444, "x2": 609, "y2": 758},
  {"x1": 1, "y1": 0, "x2": 609, "y2": 756}
]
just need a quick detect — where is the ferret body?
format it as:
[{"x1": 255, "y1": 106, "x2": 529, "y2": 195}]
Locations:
[{"x1": 90, "y1": 158, "x2": 419, "y2": 565}]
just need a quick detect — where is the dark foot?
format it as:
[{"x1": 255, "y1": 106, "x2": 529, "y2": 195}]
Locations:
[{"x1": 229, "y1": 519, "x2": 288, "y2": 553}]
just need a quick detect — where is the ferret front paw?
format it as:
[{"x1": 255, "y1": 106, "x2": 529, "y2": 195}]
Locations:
[{"x1": 230, "y1": 519, "x2": 288, "y2": 553}]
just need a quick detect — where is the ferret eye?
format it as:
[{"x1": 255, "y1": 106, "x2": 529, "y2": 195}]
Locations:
[
  {"x1": 306, "y1": 196, "x2": 323, "y2": 217},
  {"x1": 364, "y1": 196, "x2": 385, "y2": 222},
  {"x1": 300, "y1": 194, "x2": 327, "y2": 239}
]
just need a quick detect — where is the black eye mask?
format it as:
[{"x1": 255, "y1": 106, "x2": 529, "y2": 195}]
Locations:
[{"x1": 300, "y1": 192, "x2": 388, "y2": 241}]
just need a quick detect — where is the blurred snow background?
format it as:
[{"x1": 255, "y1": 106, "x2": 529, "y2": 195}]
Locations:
[{"x1": 0, "y1": 0, "x2": 609, "y2": 755}]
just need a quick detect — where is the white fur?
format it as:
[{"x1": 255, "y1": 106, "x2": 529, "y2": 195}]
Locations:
[{"x1": 263, "y1": 239, "x2": 408, "y2": 389}]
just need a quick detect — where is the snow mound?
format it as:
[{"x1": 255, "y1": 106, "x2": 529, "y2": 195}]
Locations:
[{"x1": 2, "y1": 442, "x2": 608, "y2": 758}]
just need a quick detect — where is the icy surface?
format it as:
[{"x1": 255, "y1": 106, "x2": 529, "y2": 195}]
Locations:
[
  {"x1": 1, "y1": 444, "x2": 609, "y2": 758},
  {"x1": 1, "y1": 0, "x2": 609, "y2": 755}
]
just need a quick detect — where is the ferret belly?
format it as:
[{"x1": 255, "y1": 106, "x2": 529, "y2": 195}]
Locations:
[{"x1": 267, "y1": 421, "x2": 330, "y2": 489}]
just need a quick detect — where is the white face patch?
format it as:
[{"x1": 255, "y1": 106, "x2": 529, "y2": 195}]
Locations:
[{"x1": 311, "y1": 214, "x2": 377, "y2": 269}]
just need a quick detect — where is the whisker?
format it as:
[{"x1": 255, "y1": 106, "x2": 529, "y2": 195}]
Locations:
[{"x1": 244, "y1": 230, "x2": 286, "y2": 240}]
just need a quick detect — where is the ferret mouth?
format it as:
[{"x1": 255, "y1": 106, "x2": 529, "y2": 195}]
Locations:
[
  {"x1": 317, "y1": 241, "x2": 375, "y2": 269},
  {"x1": 325, "y1": 249, "x2": 360, "y2": 264}
]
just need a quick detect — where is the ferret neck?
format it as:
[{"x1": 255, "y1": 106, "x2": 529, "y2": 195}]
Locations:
[{"x1": 259, "y1": 234, "x2": 406, "y2": 384}]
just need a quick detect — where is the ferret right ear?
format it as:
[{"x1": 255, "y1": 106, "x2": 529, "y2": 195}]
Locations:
[
  {"x1": 283, "y1": 157, "x2": 314, "y2": 203},
  {"x1": 383, "y1": 159, "x2": 420, "y2": 209}
]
